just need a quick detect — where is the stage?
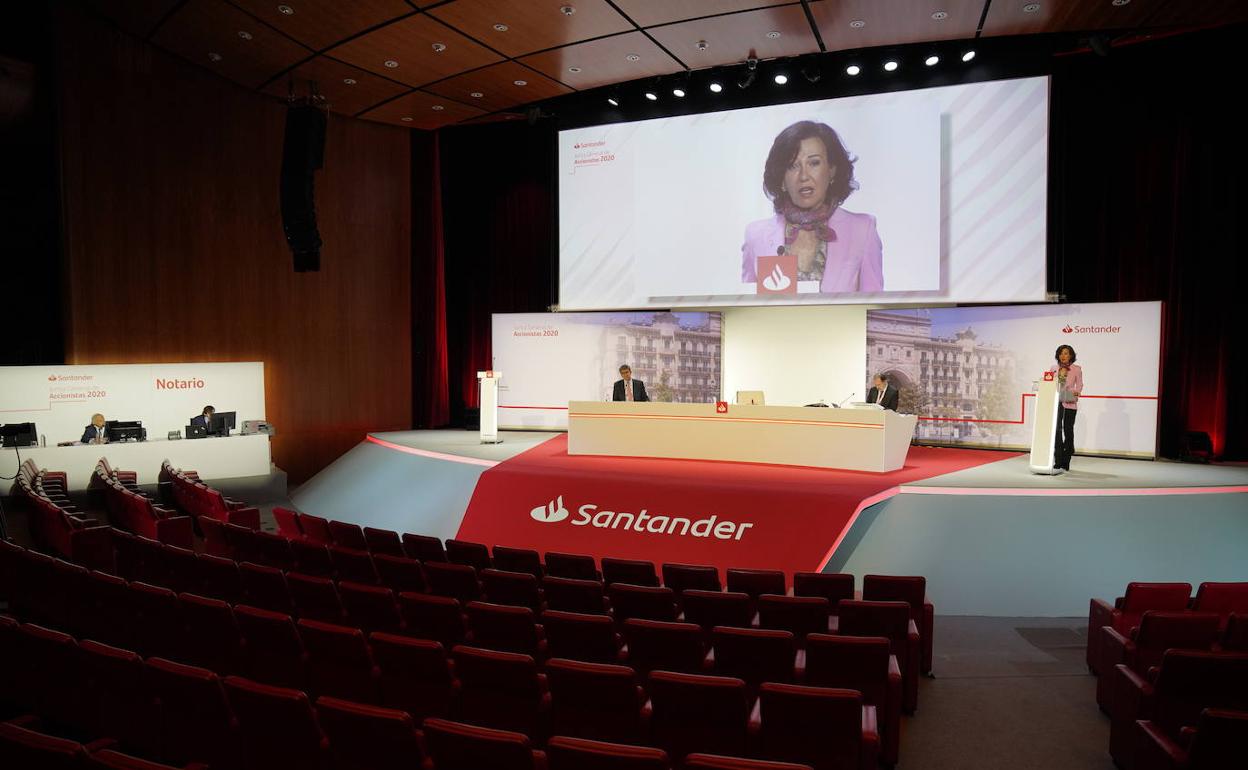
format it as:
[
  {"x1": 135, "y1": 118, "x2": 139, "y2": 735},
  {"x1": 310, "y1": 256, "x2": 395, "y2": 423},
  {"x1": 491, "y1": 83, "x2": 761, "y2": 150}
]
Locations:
[{"x1": 292, "y1": 429, "x2": 1248, "y2": 616}]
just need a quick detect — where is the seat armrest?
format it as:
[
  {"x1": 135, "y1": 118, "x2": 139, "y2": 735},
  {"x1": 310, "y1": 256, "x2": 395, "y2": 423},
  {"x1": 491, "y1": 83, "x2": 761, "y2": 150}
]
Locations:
[
  {"x1": 226, "y1": 506, "x2": 261, "y2": 530},
  {"x1": 1097, "y1": 626, "x2": 1134, "y2": 710},
  {"x1": 1135, "y1": 720, "x2": 1187, "y2": 769},
  {"x1": 860, "y1": 705, "x2": 880, "y2": 770},
  {"x1": 1088, "y1": 597, "x2": 1118, "y2": 672}
]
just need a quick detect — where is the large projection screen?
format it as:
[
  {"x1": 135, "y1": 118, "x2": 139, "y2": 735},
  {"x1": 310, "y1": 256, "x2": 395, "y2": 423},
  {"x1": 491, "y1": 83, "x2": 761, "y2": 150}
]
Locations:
[
  {"x1": 559, "y1": 76, "x2": 1048, "y2": 309},
  {"x1": 865, "y1": 302, "x2": 1161, "y2": 457}
]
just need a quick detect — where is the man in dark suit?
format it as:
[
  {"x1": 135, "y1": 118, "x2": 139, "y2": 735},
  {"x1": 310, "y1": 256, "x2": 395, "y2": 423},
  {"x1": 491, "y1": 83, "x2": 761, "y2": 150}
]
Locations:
[
  {"x1": 865, "y1": 374, "x2": 899, "y2": 411},
  {"x1": 190, "y1": 405, "x2": 216, "y2": 433},
  {"x1": 612, "y1": 365, "x2": 649, "y2": 402},
  {"x1": 81, "y1": 413, "x2": 108, "y2": 444}
]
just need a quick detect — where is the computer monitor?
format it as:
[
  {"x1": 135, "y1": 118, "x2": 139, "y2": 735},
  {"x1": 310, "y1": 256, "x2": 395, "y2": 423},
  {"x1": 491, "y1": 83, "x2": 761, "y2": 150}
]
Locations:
[
  {"x1": 210, "y1": 411, "x2": 236, "y2": 437},
  {"x1": 105, "y1": 420, "x2": 145, "y2": 443},
  {"x1": 735, "y1": 391, "x2": 765, "y2": 406},
  {"x1": 0, "y1": 422, "x2": 37, "y2": 448}
]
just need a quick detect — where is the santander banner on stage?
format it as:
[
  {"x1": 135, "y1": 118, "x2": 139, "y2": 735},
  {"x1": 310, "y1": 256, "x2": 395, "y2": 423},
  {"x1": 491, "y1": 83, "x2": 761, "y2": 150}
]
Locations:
[
  {"x1": 865, "y1": 301, "x2": 1161, "y2": 457},
  {"x1": 0, "y1": 362, "x2": 265, "y2": 445},
  {"x1": 491, "y1": 311, "x2": 723, "y2": 430}
]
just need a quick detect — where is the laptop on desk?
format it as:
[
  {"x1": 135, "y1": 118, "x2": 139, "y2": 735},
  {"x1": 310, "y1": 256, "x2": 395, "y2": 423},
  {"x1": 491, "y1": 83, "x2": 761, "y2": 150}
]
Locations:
[{"x1": 185, "y1": 424, "x2": 207, "y2": 439}]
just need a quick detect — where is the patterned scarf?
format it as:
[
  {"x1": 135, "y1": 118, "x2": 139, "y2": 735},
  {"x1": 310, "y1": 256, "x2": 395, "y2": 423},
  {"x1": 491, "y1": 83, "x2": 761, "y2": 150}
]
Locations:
[{"x1": 781, "y1": 198, "x2": 837, "y2": 247}]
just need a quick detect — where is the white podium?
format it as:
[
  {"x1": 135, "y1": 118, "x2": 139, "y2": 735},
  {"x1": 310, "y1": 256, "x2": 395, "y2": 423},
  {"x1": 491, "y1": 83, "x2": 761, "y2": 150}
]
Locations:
[
  {"x1": 1029, "y1": 374, "x2": 1060, "y2": 474},
  {"x1": 477, "y1": 371, "x2": 503, "y2": 444}
]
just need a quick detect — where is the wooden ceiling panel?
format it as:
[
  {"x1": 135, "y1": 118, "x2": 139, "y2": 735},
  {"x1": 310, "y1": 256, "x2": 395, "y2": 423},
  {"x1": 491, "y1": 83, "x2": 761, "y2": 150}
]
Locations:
[
  {"x1": 519, "y1": 31, "x2": 683, "y2": 91},
  {"x1": 83, "y1": 0, "x2": 183, "y2": 38},
  {"x1": 1142, "y1": 0, "x2": 1248, "y2": 30},
  {"x1": 152, "y1": 0, "x2": 312, "y2": 89},
  {"x1": 981, "y1": 0, "x2": 1156, "y2": 38},
  {"x1": 327, "y1": 13, "x2": 504, "y2": 87},
  {"x1": 811, "y1": 0, "x2": 984, "y2": 52},
  {"x1": 422, "y1": 60, "x2": 573, "y2": 113},
  {"x1": 228, "y1": 0, "x2": 415, "y2": 51},
  {"x1": 359, "y1": 88, "x2": 487, "y2": 129},
  {"x1": 262, "y1": 56, "x2": 410, "y2": 116},
  {"x1": 428, "y1": 0, "x2": 634, "y2": 58},
  {"x1": 613, "y1": 0, "x2": 795, "y2": 29},
  {"x1": 648, "y1": 5, "x2": 819, "y2": 69}
]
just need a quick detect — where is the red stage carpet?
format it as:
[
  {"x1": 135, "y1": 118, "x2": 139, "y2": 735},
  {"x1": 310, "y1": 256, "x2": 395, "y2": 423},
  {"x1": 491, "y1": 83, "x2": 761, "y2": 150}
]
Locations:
[{"x1": 457, "y1": 435, "x2": 1017, "y2": 577}]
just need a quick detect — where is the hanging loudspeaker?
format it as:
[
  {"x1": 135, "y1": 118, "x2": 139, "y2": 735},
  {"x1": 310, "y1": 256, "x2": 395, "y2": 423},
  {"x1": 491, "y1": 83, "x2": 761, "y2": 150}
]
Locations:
[{"x1": 280, "y1": 104, "x2": 326, "y2": 272}]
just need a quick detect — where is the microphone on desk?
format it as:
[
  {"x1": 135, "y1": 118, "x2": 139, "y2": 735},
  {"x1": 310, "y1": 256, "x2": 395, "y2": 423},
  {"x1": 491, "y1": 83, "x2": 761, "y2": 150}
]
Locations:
[
  {"x1": 777, "y1": 245, "x2": 785, "y2": 255},
  {"x1": 836, "y1": 393, "x2": 855, "y2": 408}
]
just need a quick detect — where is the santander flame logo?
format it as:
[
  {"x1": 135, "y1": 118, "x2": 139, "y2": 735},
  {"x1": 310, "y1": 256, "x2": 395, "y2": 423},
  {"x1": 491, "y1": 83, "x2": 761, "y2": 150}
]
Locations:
[
  {"x1": 530, "y1": 495, "x2": 570, "y2": 523},
  {"x1": 762, "y1": 264, "x2": 791, "y2": 292},
  {"x1": 1062, "y1": 325, "x2": 1073, "y2": 334}
]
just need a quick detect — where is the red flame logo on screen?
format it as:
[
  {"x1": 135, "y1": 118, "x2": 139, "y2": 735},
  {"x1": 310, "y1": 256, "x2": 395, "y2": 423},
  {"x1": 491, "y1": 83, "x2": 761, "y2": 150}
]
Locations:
[
  {"x1": 1062, "y1": 325, "x2": 1073, "y2": 334},
  {"x1": 48, "y1": 375, "x2": 57, "y2": 381}
]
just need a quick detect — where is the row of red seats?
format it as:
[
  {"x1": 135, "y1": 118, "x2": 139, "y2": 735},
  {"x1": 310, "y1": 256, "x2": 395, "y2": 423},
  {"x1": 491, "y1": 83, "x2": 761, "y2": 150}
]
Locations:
[
  {"x1": 8, "y1": 459, "x2": 112, "y2": 571},
  {"x1": 159, "y1": 459, "x2": 260, "y2": 529},
  {"x1": 0, "y1": 720, "x2": 203, "y2": 770},
  {"x1": 92, "y1": 459, "x2": 194, "y2": 548}
]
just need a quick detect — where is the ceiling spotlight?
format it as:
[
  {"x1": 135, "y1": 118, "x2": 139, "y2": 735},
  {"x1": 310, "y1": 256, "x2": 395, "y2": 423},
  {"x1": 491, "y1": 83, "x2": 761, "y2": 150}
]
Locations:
[
  {"x1": 1112, "y1": 0, "x2": 1131, "y2": 5},
  {"x1": 644, "y1": 91, "x2": 657, "y2": 101},
  {"x1": 431, "y1": 105, "x2": 445, "y2": 111},
  {"x1": 493, "y1": 23, "x2": 509, "y2": 31},
  {"x1": 925, "y1": 55, "x2": 939, "y2": 66},
  {"x1": 470, "y1": 92, "x2": 483, "y2": 98},
  {"x1": 431, "y1": 42, "x2": 447, "y2": 52},
  {"x1": 1023, "y1": 3, "x2": 1040, "y2": 12},
  {"x1": 673, "y1": 88, "x2": 686, "y2": 97},
  {"x1": 773, "y1": 73, "x2": 788, "y2": 85},
  {"x1": 766, "y1": 31, "x2": 781, "y2": 39},
  {"x1": 709, "y1": 81, "x2": 722, "y2": 93},
  {"x1": 207, "y1": 51, "x2": 223, "y2": 62},
  {"x1": 568, "y1": 66, "x2": 582, "y2": 73},
  {"x1": 238, "y1": 30, "x2": 253, "y2": 40},
  {"x1": 850, "y1": 20, "x2": 866, "y2": 29},
  {"x1": 342, "y1": 78, "x2": 357, "y2": 85},
  {"x1": 560, "y1": 5, "x2": 575, "y2": 15},
  {"x1": 401, "y1": 117, "x2": 413, "y2": 122},
  {"x1": 961, "y1": 50, "x2": 976, "y2": 62},
  {"x1": 931, "y1": 11, "x2": 948, "y2": 20},
  {"x1": 626, "y1": 53, "x2": 640, "y2": 62},
  {"x1": 513, "y1": 79, "x2": 527, "y2": 86},
  {"x1": 845, "y1": 64, "x2": 861, "y2": 76},
  {"x1": 696, "y1": 40, "x2": 708, "y2": 52},
  {"x1": 738, "y1": 58, "x2": 758, "y2": 89},
  {"x1": 278, "y1": 5, "x2": 294, "y2": 16},
  {"x1": 883, "y1": 60, "x2": 898, "y2": 72},
  {"x1": 384, "y1": 59, "x2": 399, "y2": 68},
  {"x1": 607, "y1": 96, "x2": 619, "y2": 106}
]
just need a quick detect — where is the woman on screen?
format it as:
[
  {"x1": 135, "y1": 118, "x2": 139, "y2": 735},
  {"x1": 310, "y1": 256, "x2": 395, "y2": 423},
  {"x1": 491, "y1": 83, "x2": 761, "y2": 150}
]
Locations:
[
  {"x1": 741, "y1": 120, "x2": 883, "y2": 292},
  {"x1": 1049, "y1": 344, "x2": 1083, "y2": 472}
]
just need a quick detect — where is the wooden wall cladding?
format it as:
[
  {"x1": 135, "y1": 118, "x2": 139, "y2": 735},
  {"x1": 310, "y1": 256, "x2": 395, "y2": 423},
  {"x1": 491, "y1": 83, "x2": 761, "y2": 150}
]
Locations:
[{"x1": 55, "y1": 6, "x2": 412, "y2": 483}]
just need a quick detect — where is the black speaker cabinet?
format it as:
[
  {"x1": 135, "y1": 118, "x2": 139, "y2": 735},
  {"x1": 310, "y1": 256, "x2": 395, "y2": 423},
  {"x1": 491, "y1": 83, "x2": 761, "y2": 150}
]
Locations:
[{"x1": 280, "y1": 105, "x2": 326, "y2": 272}]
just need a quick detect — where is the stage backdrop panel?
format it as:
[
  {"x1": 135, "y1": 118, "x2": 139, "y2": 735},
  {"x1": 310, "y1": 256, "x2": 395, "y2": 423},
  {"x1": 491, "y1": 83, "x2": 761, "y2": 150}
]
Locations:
[
  {"x1": 866, "y1": 302, "x2": 1161, "y2": 457},
  {"x1": 491, "y1": 312, "x2": 722, "y2": 430},
  {"x1": 0, "y1": 362, "x2": 265, "y2": 446}
]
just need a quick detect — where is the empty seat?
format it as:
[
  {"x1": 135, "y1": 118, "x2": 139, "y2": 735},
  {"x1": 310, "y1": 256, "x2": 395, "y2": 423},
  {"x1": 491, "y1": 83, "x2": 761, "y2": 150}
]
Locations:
[
  {"x1": 316, "y1": 695, "x2": 424, "y2": 770},
  {"x1": 482, "y1": 568, "x2": 543, "y2": 612},
  {"x1": 328, "y1": 520, "x2": 368, "y2": 550},
  {"x1": 298, "y1": 618, "x2": 380, "y2": 703},
  {"x1": 838, "y1": 600, "x2": 920, "y2": 714},
  {"x1": 83, "y1": 749, "x2": 193, "y2": 770},
  {"x1": 708, "y1": 627, "x2": 797, "y2": 691},
  {"x1": 727, "y1": 568, "x2": 786, "y2": 600},
  {"x1": 0, "y1": 721, "x2": 87, "y2": 770},
  {"x1": 685, "y1": 756, "x2": 813, "y2": 770},
  {"x1": 547, "y1": 736, "x2": 669, "y2": 770},
  {"x1": 128, "y1": 581, "x2": 183, "y2": 659},
  {"x1": 239, "y1": 561, "x2": 293, "y2": 614},
  {"x1": 370, "y1": 632, "x2": 455, "y2": 722},
  {"x1": 1135, "y1": 707, "x2": 1248, "y2": 770},
  {"x1": 363, "y1": 526, "x2": 405, "y2": 557},
  {"x1": 250, "y1": 529, "x2": 296, "y2": 571},
  {"x1": 233, "y1": 604, "x2": 308, "y2": 690},
  {"x1": 624, "y1": 618, "x2": 707, "y2": 674},
  {"x1": 80, "y1": 639, "x2": 159, "y2": 756},
  {"x1": 1097, "y1": 610, "x2": 1222, "y2": 710},
  {"x1": 793, "y1": 573, "x2": 855, "y2": 611},
  {"x1": 195, "y1": 552, "x2": 245, "y2": 604},
  {"x1": 224, "y1": 675, "x2": 330, "y2": 770},
  {"x1": 292, "y1": 539, "x2": 336, "y2": 578},
  {"x1": 647, "y1": 670, "x2": 751, "y2": 761},
  {"x1": 1087, "y1": 582, "x2": 1193, "y2": 673},
  {"x1": 397, "y1": 591, "x2": 467, "y2": 648},
  {"x1": 197, "y1": 516, "x2": 233, "y2": 558},
  {"x1": 83, "y1": 569, "x2": 136, "y2": 650},
  {"x1": 863, "y1": 574, "x2": 935, "y2": 675},
  {"x1": 177, "y1": 592, "x2": 244, "y2": 675},
  {"x1": 143, "y1": 656, "x2": 242, "y2": 768},
  {"x1": 287, "y1": 571, "x2": 347, "y2": 624},
  {"x1": 542, "y1": 609, "x2": 624, "y2": 664},
  {"x1": 602, "y1": 557, "x2": 659, "y2": 587},
  {"x1": 160, "y1": 544, "x2": 200, "y2": 595},
  {"x1": 1192, "y1": 582, "x2": 1248, "y2": 626},
  {"x1": 374, "y1": 553, "x2": 427, "y2": 594},
  {"x1": 545, "y1": 551, "x2": 600, "y2": 581},
  {"x1": 1223, "y1": 614, "x2": 1248, "y2": 651},
  {"x1": 297, "y1": 513, "x2": 334, "y2": 545},
  {"x1": 493, "y1": 545, "x2": 544, "y2": 578},
  {"x1": 663, "y1": 563, "x2": 723, "y2": 595},
  {"x1": 804, "y1": 634, "x2": 901, "y2": 767},
  {"x1": 754, "y1": 683, "x2": 878, "y2": 770},
  {"x1": 467, "y1": 601, "x2": 544, "y2": 657},
  {"x1": 131, "y1": 535, "x2": 171, "y2": 588},
  {"x1": 402, "y1": 533, "x2": 447, "y2": 562},
  {"x1": 610, "y1": 583, "x2": 678, "y2": 622},
  {"x1": 447, "y1": 539, "x2": 493, "y2": 571},
  {"x1": 14, "y1": 622, "x2": 83, "y2": 727},
  {"x1": 272, "y1": 506, "x2": 303, "y2": 540},
  {"x1": 452, "y1": 645, "x2": 548, "y2": 737},
  {"x1": 542, "y1": 575, "x2": 609, "y2": 614},
  {"x1": 423, "y1": 718, "x2": 543, "y2": 770},
  {"x1": 425, "y1": 561, "x2": 482, "y2": 603},
  {"x1": 339, "y1": 581, "x2": 404, "y2": 635},
  {"x1": 546, "y1": 658, "x2": 647, "y2": 744},
  {"x1": 682, "y1": 590, "x2": 754, "y2": 635},
  {"x1": 757, "y1": 595, "x2": 831, "y2": 643},
  {"x1": 330, "y1": 546, "x2": 380, "y2": 585}
]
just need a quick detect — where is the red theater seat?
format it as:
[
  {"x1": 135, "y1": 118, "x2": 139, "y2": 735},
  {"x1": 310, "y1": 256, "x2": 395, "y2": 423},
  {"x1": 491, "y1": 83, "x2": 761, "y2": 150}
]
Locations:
[
  {"x1": 1223, "y1": 614, "x2": 1248, "y2": 651},
  {"x1": 292, "y1": 539, "x2": 335, "y2": 578},
  {"x1": 602, "y1": 557, "x2": 660, "y2": 587},
  {"x1": 424, "y1": 561, "x2": 482, "y2": 603},
  {"x1": 647, "y1": 670, "x2": 751, "y2": 761},
  {"x1": 624, "y1": 618, "x2": 708, "y2": 674},
  {"x1": 298, "y1": 513, "x2": 334, "y2": 545},
  {"x1": 422, "y1": 718, "x2": 545, "y2": 770},
  {"x1": 287, "y1": 571, "x2": 348, "y2": 624},
  {"x1": 663, "y1": 563, "x2": 723, "y2": 595},
  {"x1": 80, "y1": 639, "x2": 159, "y2": 757},
  {"x1": 727, "y1": 568, "x2": 787, "y2": 601},
  {"x1": 328, "y1": 520, "x2": 368, "y2": 550},
  {"x1": 545, "y1": 551, "x2": 601, "y2": 581},
  {"x1": 160, "y1": 544, "x2": 199, "y2": 595},
  {"x1": 546, "y1": 736, "x2": 669, "y2": 770},
  {"x1": 467, "y1": 601, "x2": 544, "y2": 657},
  {"x1": 0, "y1": 721, "x2": 88, "y2": 770},
  {"x1": 1135, "y1": 707, "x2": 1248, "y2": 770},
  {"x1": 128, "y1": 581, "x2": 183, "y2": 659},
  {"x1": 142, "y1": 657, "x2": 242, "y2": 768},
  {"x1": 447, "y1": 539, "x2": 493, "y2": 571},
  {"x1": 804, "y1": 634, "x2": 901, "y2": 767},
  {"x1": 482, "y1": 568, "x2": 544, "y2": 612},
  {"x1": 793, "y1": 573, "x2": 855, "y2": 612},
  {"x1": 84, "y1": 748, "x2": 205, "y2": 770},
  {"x1": 1192, "y1": 582, "x2": 1248, "y2": 626},
  {"x1": 546, "y1": 658, "x2": 648, "y2": 744},
  {"x1": 397, "y1": 591, "x2": 467, "y2": 648},
  {"x1": 838, "y1": 600, "x2": 920, "y2": 714},
  {"x1": 755, "y1": 683, "x2": 879, "y2": 770},
  {"x1": 1098, "y1": 611, "x2": 1222, "y2": 710},
  {"x1": 195, "y1": 553, "x2": 244, "y2": 604},
  {"x1": 685, "y1": 756, "x2": 813, "y2": 770},
  {"x1": 238, "y1": 561, "x2": 293, "y2": 614},
  {"x1": 493, "y1": 545, "x2": 545, "y2": 578},
  {"x1": 250, "y1": 529, "x2": 295, "y2": 571},
  {"x1": 1087, "y1": 582, "x2": 1193, "y2": 673},
  {"x1": 707, "y1": 627, "x2": 797, "y2": 692},
  {"x1": 757, "y1": 595, "x2": 831, "y2": 643},
  {"x1": 233, "y1": 604, "x2": 308, "y2": 690},
  {"x1": 15, "y1": 623, "x2": 83, "y2": 727},
  {"x1": 330, "y1": 545, "x2": 380, "y2": 585},
  {"x1": 682, "y1": 590, "x2": 755, "y2": 636},
  {"x1": 541, "y1": 609, "x2": 624, "y2": 664},
  {"x1": 542, "y1": 575, "x2": 609, "y2": 615},
  {"x1": 609, "y1": 583, "x2": 678, "y2": 622},
  {"x1": 298, "y1": 618, "x2": 381, "y2": 703},
  {"x1": 315, "y1": 696, "x2": 424, "y2": 770},
  {"x1": 223, "y1": 676, "x2": 330, "y2": 770},
  {"x1": 177, "y1": 593, "x2": 243, "y2": 675},
  {"x1": 374, "y1": 553, "x2": 427, "y2": 594},
  {"x1": 197, "y1": 516, "x2": 232, "y2": 558},
  {"x1": 130, "y1": 535, "x2": 170, "y2": 588},
  {"x1": 272, "y1": 506, "x2": 303, "y2": 540},
  {"x1": 363, "y1": 526, "x2": 405, "y2": 557},
  {"x1": 369, "y1": 633, "x2": 455, "y2": 722},
  {"x1": 863, "y1": 574, "x2": 935, "y2": 675},
  {"x1": 83, "y1": 570, "x2": 135, "y2": 650},
  {"x1": 452, "y1": 645, "x2": 548, "y2": 737},
  {"x1": 402, "y1": 532, "x2": 447, "y2": 562},
  {"x1": 339, "y1": 581, "x2": 404, "y2": 635}
]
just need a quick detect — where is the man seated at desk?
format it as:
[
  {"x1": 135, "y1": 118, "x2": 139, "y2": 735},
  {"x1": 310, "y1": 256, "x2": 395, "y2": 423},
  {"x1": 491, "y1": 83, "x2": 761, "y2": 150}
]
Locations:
[
  {"x1": 865, "y1": 373, "x2": 899, "y2": 411},
  {"x1": 81, "y1": 413, "x2": 108, "y2": 444},
  {"x1": 612, "y1": 365, "x2": 649, "y2": 403},
  {"x1": 191, "y1": 405, "x2": 216, "y2": 433}
]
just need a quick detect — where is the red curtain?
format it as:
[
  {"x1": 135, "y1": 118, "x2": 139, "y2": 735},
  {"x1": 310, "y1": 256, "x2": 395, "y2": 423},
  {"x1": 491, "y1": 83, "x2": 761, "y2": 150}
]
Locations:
[{"x1": 412, "y1": 131, "x2": 450, "y2": 427}]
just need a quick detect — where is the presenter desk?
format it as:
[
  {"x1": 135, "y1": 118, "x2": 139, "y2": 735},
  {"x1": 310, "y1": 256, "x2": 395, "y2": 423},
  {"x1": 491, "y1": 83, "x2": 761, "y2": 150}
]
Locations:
[
  {"x1": 568, "y1": 401, "x2": 918, "y2": 472},
  {"x1": 2, "y1": 434, "x2": 272, "y2": 490}
]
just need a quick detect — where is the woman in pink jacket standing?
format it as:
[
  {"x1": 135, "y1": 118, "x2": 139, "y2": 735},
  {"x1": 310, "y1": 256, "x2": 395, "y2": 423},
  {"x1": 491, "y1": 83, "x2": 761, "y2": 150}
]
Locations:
[{"x1": 1050, "y1": 344, "x2": 1084, "y2": 471}]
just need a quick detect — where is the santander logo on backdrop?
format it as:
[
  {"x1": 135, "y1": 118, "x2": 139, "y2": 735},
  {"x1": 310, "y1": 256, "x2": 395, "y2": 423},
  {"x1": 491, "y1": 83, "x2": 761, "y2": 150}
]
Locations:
[
  {"x1": 528, "y1": 494, "x2": 754, "y2": 541},
  {"x1": 1062, "y1": 323, "x2": 1120, "y2": 334}
]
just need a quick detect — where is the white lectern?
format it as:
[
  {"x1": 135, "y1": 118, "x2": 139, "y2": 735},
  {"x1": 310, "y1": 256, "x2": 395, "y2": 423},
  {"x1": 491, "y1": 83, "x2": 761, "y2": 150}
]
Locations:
[
  {"x1": 1029, "y1": 374, "x2": 1060, "y2": 474},
  {"x1": 477, "y1": 370, "x2": 502, "y2": 444}
]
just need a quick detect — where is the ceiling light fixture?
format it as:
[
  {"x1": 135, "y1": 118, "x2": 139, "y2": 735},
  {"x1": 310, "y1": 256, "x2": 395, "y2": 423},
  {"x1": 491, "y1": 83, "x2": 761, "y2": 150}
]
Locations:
[
  {"x1": 961, "y1": 50, "x2": 976, "y2": 62},
  {"x1": 384, "y1": 60, "x2": 399, "y2": 68},
  {"x1": 626, "y1": 54, "x2": 641, "y2": 62},
  {"x1": 709, "y1": 81, "x2": 722, "y2": 93},
  {"x1": 766, "y1": 31, "x2": 781, "y2": 39},
  {"x1": 845, "y1": 64, "x2": 861, "y2": 76},
  {"x1": 343, "y1": 78, "x2": 357, "y2": 85},
  {"x1": 1112, "y1": 0, "x2": 1131, "y2": 5},
  {"x1": 493, "y1": 23, "x2": 509, "y2": 31},
  {"x1": 932, "y1": 11, "x2": 948, "y2": 20},
  {"x1": 673, "y1": 87, "x2": 685, "y2": 97},
  {"x1": 431, "y1": 43, "x2": 447, "y2": 52},
  {"x1": 696, "y1": 40, "x2": 708, "y2": 51},
  {"x1": 1023, "y1": 3, "x2": 1040, "y2": 12},
  {"x1": 207, "y1": 52, "x2": 222, "y2": 62},
  {"x1": 883, "y1": 60, "x2": 898, "y2": 72},
  {"x1": 607, "y1": 96, "x2": 619, "y2": 106},
  {"x1": 278, "y1": 5, "x2": 293, "y2": 16},
  {"x1": 238, "y1": 30, "x2": 253, "y2": 40},
  {"x1": 850, "y1": 20, "x2": 866, "y2": 29},
  {"x1": 514, "y1": 79, "x2": 527, "y2": 86},
  {"x1": 738, "y1": 58, "x2": 758, "y2": 89},
  {"x1": 401, "y1": 117, "x2": 413, "y2": 122},
  {"x1": 773, "y1": 73, "x2": 788, "y2": 85},
  {"x1": 560, "y1": 5, "x2": 576, "y2": 15},
  {"x1": 470, "y1": 92, "x2": 483, "y2": 98},
  {"x1": 431, "y1": 105, "x2": 444, "y2": 111},
  {"x1": 568, "y1": 66, "x2": 582, "y2": 73},
  {"x1": 644, "y1": 91, "x2": 657, "y2": 101},
  {"x1": 925, "y1": 55, "x2": 939, "y2": 66}
]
